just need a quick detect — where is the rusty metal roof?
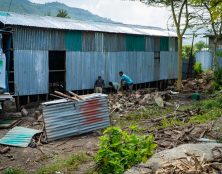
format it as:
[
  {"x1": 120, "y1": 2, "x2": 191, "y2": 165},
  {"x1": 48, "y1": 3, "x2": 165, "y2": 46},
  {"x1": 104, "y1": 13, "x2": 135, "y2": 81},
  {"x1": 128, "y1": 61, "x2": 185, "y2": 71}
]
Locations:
[{"x1": 0, "y1": 11, "x2": 177, "y2": 37}]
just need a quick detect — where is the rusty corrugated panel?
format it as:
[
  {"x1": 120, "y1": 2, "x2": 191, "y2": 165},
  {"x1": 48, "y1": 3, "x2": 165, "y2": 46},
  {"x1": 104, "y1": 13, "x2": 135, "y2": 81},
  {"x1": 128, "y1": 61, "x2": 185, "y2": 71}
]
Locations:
[
  {"x1": 0, "y1": 11, "x2": 177, "y2": 37},
  {"x1": 13, "y1": 27, "x2": 65, "y2": 50},
  {"x1": 66, "y1": 52, "x2": 154, "y2": 91},
  {"x1": 42, "y1": 94, "x2": 110, "y2": 141},
  {"x1": 14, "y1": 50, "x2": 48, "y2": 95}
]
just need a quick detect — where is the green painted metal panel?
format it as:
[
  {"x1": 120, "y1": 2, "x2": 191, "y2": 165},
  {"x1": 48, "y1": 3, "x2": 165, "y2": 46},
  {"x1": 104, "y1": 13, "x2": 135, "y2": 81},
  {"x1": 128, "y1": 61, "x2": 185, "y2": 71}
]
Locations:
[
  {"x1": 65, "y1": 31, "x2": 82, "y2": 51},
  {"x1": 160, "y1": 37, "x2": 169, "y2": 51},
  {"x1": 126, "y1": 34, "x2": 145, "y2": 51}
]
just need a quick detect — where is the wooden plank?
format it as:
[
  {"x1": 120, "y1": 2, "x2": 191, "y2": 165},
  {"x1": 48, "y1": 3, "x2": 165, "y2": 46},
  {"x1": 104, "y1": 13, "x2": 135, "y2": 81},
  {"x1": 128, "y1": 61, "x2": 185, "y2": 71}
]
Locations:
[
  {"x1": 54, "y1": 91, "x2": 79, "y2": 101},
  {"x1": 68, "y1": 91, "x2": 84, "y2": 100}
]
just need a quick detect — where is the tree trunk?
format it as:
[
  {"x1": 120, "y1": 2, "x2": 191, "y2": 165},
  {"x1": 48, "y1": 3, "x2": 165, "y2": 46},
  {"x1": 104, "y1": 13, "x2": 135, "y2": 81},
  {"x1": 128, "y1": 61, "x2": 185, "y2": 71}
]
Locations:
[
  {"x1": 213, "y1": 37, "x2": 218, "y2": 70},
  {"x1": 177, "y1": 35, "x2": 183, "y2": 90}
]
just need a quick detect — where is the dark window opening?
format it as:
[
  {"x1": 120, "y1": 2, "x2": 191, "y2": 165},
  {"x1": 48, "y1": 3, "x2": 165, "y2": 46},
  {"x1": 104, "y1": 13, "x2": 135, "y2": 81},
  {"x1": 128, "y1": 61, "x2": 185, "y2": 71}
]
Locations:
[
  {"x1": 48, "y1": 51, "x2": 66, "y2": 93},
  {"x1": 2, "y1": 32, "x2": 14, "y2": 93}
]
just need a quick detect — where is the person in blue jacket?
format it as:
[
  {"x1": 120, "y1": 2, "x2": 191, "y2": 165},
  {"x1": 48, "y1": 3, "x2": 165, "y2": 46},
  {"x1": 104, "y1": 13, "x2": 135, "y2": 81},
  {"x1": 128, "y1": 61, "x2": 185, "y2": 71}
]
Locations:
[{"x1": 119, "y1": 71, "x2": 133, "y2": 92}]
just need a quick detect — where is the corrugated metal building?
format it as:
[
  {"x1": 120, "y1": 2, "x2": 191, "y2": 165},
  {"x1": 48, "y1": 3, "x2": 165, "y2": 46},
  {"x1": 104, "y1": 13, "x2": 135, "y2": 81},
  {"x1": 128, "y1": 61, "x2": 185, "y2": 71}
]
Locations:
[{"x1": 0, "y1": 11, "x2": 178, "y2": 100}]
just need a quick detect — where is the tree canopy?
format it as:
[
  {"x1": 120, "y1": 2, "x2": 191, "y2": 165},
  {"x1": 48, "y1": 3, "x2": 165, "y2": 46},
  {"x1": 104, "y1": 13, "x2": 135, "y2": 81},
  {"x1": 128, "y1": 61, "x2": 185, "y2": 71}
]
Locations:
[{"x1": 56, "y1": 9, "x2": 70, "y2": 18}]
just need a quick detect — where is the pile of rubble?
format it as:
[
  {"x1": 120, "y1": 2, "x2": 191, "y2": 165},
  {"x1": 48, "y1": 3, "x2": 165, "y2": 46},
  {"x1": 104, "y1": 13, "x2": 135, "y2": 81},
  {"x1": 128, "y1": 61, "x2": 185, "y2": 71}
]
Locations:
[
  {"x1": 108, "y1": 89, "x2": 173, "y2": 115},
  {"x1": 156, "y1": 152, "x2": 222, "y2": 174},
  {"x1": 181, "y1": 71, "x2": 213, "y2": 92}
]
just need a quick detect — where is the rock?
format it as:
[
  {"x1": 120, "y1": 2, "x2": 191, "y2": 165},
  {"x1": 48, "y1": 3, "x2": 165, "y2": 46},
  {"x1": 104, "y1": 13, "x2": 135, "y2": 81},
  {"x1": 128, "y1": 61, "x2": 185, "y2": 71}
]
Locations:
[
  {"x1": 33, "y1": 111, "x2": 41, "y2": 120},
  {"x1": 85, "y1": 141, "x2": 98, "y2": 149},
  {"x1": 0, "y1": 146, "x2": 10, "y2": 154},
  {"x1": 139, "y1": 94, "x2": 152, "y2": 105},
  {"x1": 86, "y1": 151, "x2": 94, "y2": 157},
  {"x1": 154, "y1": 96, "x2": 164, "y2": 108},
  {"x1": 21, "y1": 108, "x2": 28, "y2": 117},
  {"x1": 164, "y1": 102, "x2": 174, "y2": 107},
  {"x1": 125, "y1": 143, "x2": 222, "y2": 173}
]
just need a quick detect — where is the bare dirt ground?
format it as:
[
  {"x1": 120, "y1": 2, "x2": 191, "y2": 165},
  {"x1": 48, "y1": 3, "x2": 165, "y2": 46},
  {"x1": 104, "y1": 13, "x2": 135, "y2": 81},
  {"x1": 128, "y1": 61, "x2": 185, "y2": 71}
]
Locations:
[{"x1": 1, "y1": 89, "x2": 222, "y2": 174}]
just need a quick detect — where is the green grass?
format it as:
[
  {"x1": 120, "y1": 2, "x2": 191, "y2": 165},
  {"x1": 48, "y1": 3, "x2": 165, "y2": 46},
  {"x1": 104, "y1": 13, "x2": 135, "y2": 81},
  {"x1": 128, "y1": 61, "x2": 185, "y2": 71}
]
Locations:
[
  {"x1": 117, "y1": 93, "x2": 222, "y2": 131},
  {"x1": 36, "y1": 152, "x2": 89, "y2": 174},
  {"x1": 3, "y1": 153, "x2": 90, "y2": 174},
  {"x1": 121, "y1": 105, "x2": 174, "y2": 121},
  {"x1": 3, "y1": 168, "x2": 26, "y2": 174}
]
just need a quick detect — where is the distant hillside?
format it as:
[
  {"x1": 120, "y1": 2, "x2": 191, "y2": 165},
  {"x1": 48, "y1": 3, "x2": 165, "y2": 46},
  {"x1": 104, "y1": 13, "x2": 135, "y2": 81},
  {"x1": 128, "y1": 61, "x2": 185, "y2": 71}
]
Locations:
[{"x1": 0, "y1": 0, "x2": 113, "y2": 22}]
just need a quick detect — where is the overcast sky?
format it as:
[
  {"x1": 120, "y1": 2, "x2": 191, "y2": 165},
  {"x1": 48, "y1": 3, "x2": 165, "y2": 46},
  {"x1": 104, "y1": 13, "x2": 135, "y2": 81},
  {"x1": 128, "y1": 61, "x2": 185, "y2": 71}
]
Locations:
[{"x1": 29, "y1": 0, "x2": 171, "y2": 28}]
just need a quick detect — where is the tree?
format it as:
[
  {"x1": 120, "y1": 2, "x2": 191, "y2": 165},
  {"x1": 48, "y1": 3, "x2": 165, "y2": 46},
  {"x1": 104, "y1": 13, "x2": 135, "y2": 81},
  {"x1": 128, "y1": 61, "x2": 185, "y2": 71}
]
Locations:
[
  {"x1": 141, "y1": 0, "x2": 193, "y2": 90},
  {"x1": 194, "y1": 41, "x2": 208, "y2": 51},
  {"x1": 56, "y1": 9, "x2": 70, "y2": 18},
  {"x1": 192, "y1": 0, "x2": 222, "y2": 70}
]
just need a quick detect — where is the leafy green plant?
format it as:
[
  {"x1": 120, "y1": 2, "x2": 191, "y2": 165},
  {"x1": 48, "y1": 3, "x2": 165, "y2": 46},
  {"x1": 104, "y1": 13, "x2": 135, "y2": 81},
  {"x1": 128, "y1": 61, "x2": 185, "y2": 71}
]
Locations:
[
  {"x1": 96, "y1": 127, "x2": 157, "y2": 174},
  {"x1": 193, "y1": 61, "x2": 203, "y2": 75}
]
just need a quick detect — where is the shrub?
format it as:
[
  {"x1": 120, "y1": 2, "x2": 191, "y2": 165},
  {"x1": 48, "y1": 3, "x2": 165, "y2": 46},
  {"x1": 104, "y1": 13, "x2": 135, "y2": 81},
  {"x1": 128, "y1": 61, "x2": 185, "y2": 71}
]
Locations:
[
  {"x1": 212, "y1": 68, "x2": 222, "y2": 90},
  {"x1": 96, "y1": 127, "x2": 157, "y2": 174},
  {"x1": 193, "y1": 61, "x2": 203, "y2": 75}
]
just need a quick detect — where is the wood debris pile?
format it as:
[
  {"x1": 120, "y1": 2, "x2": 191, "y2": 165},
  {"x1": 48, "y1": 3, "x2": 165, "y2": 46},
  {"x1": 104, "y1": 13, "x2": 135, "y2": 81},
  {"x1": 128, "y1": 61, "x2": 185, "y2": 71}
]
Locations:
[
  {"x1": 108, "y1": 89, "x2": 172, "y2": 115},
  {"x1": 181, "y1": 71, "x2": 213, "y2": 92},
  {"x1": 140, "y1": 107, "x2": 221, "y2": 152},
  {"x1": 156, "y1": 150, "x2": 222, "y2": 174},
  {"x1": 152, "y1": 123, "x2": 216, "y2": 152}
]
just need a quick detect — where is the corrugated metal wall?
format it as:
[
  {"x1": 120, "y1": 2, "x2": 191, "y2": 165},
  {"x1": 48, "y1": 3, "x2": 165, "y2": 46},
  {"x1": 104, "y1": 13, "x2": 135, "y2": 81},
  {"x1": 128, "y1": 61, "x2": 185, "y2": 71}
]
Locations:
[
  {"x1": 196, "y1": 51, "x2": 213, "y2": 70},
  {"x1": 13, "y1": 27, "x2": 65, "y2": 50},
  {"x1": 66, "y1": 52, "x2": 154, "y2": 90},
  {"x1": 12, "y1": 26, "x2": 178, "y2": 95},
  {"x1": 14, "y1": 50, "x2": 48, "y2": 95},
  {"x1": 160, "y1": 51, "x2": 178, "y2": 80}
]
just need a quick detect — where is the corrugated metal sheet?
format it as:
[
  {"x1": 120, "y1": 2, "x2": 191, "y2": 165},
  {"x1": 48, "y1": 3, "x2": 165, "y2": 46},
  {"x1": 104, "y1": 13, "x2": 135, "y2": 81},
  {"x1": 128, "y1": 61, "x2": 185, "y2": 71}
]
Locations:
[
  {"x1": 196, "y1": 51, "x2": 213, "y2": 70},
  {"x1": 42, "y1": 95, "x2": 110, "y2": 141},
  {"x1": 103, "y1": 33, "x2": 126, "y2": 52},
  {"x1": 195, "y1": 50, "x2": 222, "y2": 70},
  {"x1": 13, "y1": 27, "x2": 65, "y2": 50},
  {"x1": 0, "y1": 11, "x2": 177, "y2": 37},
  {"x1": 154, "y1": 37, "x2": 160, "y2": 52},
  {"x1": 160, "y1": 51, "x2": 178, "y2": 80},
  {"x1": 145, "y1": 36, "x2": 154, "y2": 52},
  {"x1": 14, "y1": 50, "x2": 48, "y2": 95},
  {"x1": 126, "y1": 34, "x2": 145, "y2": 51},
  {"x1": 65, "y1": 31, "x2": 82, "y2": 51},
  {"x1": 66, "y1": 52, "x2": 154, "y2": 90},
  {"x1": 217, "y1": 49, "x2": 222, "y2": 67},
  {"x1": 169, "y1": 37, "x2": 176, "y2": 51},
  {"x1": 95, "y1": 32, "x2": 104, "y2": 52},
  {"x1": 160, "y1": 37, "x2": 169, "y2": 51},
  {"x1": 0, "y1": 126, "x2": 41, "y2": 147}
]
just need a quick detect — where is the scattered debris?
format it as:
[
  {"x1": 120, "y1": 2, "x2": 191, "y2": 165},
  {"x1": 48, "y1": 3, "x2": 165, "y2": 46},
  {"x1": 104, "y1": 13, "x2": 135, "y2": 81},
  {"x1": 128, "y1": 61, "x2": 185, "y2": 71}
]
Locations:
[
  {"x1": 0, "y1": 146, "x2": 10, "y2": 154},
  {"x1": 181, "y1": 71, "x2": 213, "y2": 92},
  {"x1": 108, "y1": 89, "x2": 173, "y2": 115},
  {"x1": 125, "y1": 143, "x2": 222, "y2": 174},
  {"x1": 0, "y1": 118, "x2": 21, "y2": 129},
  {"x1": 21, "y1": 107, "x2": 29, "y2": 117},
  {"x1": 155, "y1": 152, "x2": 220, "y2": 174}
]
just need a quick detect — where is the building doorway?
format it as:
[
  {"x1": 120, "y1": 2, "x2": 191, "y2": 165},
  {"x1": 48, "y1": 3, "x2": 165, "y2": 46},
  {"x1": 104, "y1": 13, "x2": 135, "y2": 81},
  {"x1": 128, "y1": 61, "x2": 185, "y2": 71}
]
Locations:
[{"x1": 48, "y1": 51, "x2": 66, "y2": 93}]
